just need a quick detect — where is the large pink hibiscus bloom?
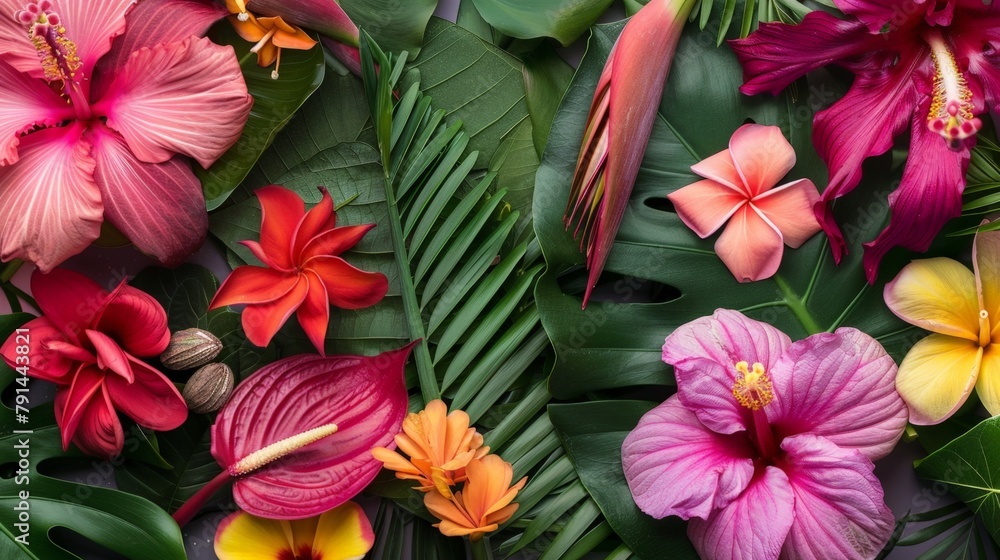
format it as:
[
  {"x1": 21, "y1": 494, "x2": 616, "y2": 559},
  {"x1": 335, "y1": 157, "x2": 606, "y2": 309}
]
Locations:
[
  {"x1": 622, "y1": 310, "x2": 908, "y2": 559},
  {"x1": 0, "y1": 0, "x2": 252, "y2": 271},
  {"x1": 730, "y1": 0, "x2": 1000, "y2": 281}
]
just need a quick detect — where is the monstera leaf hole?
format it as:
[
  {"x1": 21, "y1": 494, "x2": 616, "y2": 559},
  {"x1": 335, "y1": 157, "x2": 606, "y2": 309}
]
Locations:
[
  {"x1": 49, "y1": 527, "x2": 131, "y2": 560},
  {"x1": 643, "y1": 196, "x2": 676, "y2": 213},
  {"x1": 556, "y1": 268, "x2": 682, "y2": 305}
]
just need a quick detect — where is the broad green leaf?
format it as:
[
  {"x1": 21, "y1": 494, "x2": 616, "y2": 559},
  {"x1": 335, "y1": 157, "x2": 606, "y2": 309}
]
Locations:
[
  {"x1": 339, "y1": 0, "x2": 438, "y2": 54},
  {"x1": 130, "y1": 264, "x2": 277, "y2": 379},
  {"x1": 199, "y1": 23, "x2": 326, "y2": 210},
  {"x1": 915, "y1": 416, "x2": 1000, "y2": 547},
  {"x1": 471, "y1": 0, "x2": 615, "y2": 46},
  {"x1": 549, "y1": 401, "x2": 698, "y2": 559},
  {"x1": 533, "y1": 20, "x2": 920, "y2": 398},
  {"x1": 521, "y1": 42, "x2": 575, "y2": 157},
  {"x1": 405, "y1": 19, "x2": 531, "y2": 169},
  {"x1": 115, "y1": 415, "x2": 221, "y2": 514},
  {"x1": 456, "y1": 0, "x2": 496, "y2": 42}
]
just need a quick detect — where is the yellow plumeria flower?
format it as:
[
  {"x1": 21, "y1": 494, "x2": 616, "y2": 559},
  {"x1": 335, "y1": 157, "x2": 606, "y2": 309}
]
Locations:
[
  {"x1": 884, "y1": 222, "x2": 1000, "y2": 424},
  {"x1": 214, "y1": 502, "x2": 374, "y2": 560}
]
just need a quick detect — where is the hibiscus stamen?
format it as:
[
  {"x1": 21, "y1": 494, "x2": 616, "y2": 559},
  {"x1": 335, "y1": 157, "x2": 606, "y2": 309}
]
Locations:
[
  {"x1": 228, "y1": 423, "x2": 339, "y2": 476},
  {"x1": 924, "y1": 30, "x2": 981, "y2": 149},
  {"x1": 732, "y1": 361, "x2": 773, "y2": 410}
]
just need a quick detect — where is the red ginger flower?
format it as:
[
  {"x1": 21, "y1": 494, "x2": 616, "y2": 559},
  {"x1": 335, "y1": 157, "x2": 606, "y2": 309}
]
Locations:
[
  {"x1": 209, "y1": 185, "x2": 388, "y2": 355},
  {"x1": 0, "y1": 268, "x2": 187, "y2": 459}
]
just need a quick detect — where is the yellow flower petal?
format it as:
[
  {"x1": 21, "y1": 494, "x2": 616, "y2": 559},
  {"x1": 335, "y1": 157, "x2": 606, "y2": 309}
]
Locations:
[
  {"x1": 974, "y1": 226, "x2": 1000, "y2": 340},
  {"x1": 896, "y1": 333, "x2": 982, "y2": 425},
  {"x1": 976, "y1": 345, "x2": 1000, "y2": 416},
  {"x1": 214, "y1": 511, "x2": 291, "y2": 560},
  {"x1": 311, "y1": 502, "x2": 375, "y2": 560},
  {"x1": 884, "y1": 258, "x2": 981, "y2": 342}
]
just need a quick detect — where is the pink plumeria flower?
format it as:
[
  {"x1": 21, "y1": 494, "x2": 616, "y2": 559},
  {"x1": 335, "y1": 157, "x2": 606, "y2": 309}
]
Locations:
[
  {"x1": 0, "y1": 0, "x2": 252, "y2": 271},
  {"x1": 667, "y1": 124, "x2": 822, "y2": 282},
  {"x1": 622, "y1": 309, "x2": 907, "y2": 559}
]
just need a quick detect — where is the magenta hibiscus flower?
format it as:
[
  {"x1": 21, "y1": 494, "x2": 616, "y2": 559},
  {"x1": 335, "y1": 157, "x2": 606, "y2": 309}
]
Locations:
[
  {"x1": 730, "y1": 0, "x2": 1000, "y2": 281},
  {"x1": 622, "y1": 310, "x2": 907, "y2": 559},
  {"x1": 0, "y1": 0, "x2": 252, "y2": 271}
]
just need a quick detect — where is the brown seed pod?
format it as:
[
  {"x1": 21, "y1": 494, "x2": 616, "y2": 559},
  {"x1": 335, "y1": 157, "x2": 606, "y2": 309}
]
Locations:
[
  {"x1": 160, "y1": 328, "x2": 222, "y2": 370},
  {"x1": 182, "y1": 363, "x2": 235, "y2": 414}
]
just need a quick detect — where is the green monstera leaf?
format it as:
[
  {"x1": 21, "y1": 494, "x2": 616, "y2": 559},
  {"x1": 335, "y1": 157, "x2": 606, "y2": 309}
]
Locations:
[
  {"x1": 471, "y1": 0, "x2": 616, "y2": 46},
  {"x1": 534, "y1": 20, "x2": 921, "y2": 400}
]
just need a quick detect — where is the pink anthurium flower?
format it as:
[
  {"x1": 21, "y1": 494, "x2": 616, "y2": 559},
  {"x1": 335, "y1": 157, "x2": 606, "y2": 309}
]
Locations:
[
  {"x1": 729, "y1": 0, "x2": 1000, "y2": 282},
  {"x1": 884, "y1": 222, "x2": 1000, "y2": 424},
  {"x1": 172, "y1": 343, "x2": 412, "y2": 524},
  {"x1": 0, "y1": 268, "x2": 187, "y2": 459},
  {"x1": 666, "y1": 124, "x2": 822, "y2": 282},
  {"x1": 565, "y1": 0, "x2": 697, "y2": 308},
  {"x1": 215, "y1": 502, "x2": 375, "y2": 560},
  {"x1": 622, "y1": 309, "x2": 907, "y2": 559},
  {"x1": 0, "y1": 0, "x2": 252, "y2": 271},
  {"x1": 209, "y1": 185, "x2": 388, "y2": 355}
]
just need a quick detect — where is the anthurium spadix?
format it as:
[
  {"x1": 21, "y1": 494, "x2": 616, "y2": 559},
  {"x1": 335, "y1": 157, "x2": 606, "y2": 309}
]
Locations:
[
  {"x1": 565, "y1": 0, "x2": 697, "y2": 308},
  {"x1": 172, "y1": 343, "x2": 413, "y2": 525},
  {"x1": 0, "y1": 0, "x2": 251, "y2": 271}
]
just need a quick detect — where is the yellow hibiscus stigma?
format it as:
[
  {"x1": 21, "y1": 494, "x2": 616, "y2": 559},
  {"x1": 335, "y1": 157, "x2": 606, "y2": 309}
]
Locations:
[{"x1": 732, "y1": 361, "x2": 774, "y2": 410}]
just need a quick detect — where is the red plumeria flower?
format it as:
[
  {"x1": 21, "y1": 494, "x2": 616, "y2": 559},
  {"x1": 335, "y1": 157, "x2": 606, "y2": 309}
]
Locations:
[
  {"x1": 210, "y1": 185, "x2": 388, "y2": 355},
  {"x1": 0, "y1": 268, "x2": 187, "y2": 459}
]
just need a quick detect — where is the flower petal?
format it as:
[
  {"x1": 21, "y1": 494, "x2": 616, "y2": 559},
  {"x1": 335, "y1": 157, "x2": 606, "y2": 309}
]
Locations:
[
  {"x1": 689, "y1": 149, "x2": 746, "y2": 194},
  {"x1": 621, "y1": 397, "x2": 754, "y2": 520},
  {"x1": 0, "y1": 124, "x2": 102, "y2": 273},
  {"x1": 241, "y1": 276, "x2": 309, "y2": 348},
  {"x1": 973, "y1": 226, "x2": 1000, "y2": 339},
  {"x1": 92, "y1": 0, "x2": 228, "y2": 99},
  {"x1": 729, "y1": 11, "x2": 881, "y2": 96},
  {"x1": 0, "y1": 0, "x2": 46, "y2": 78},
  {"x1": 255, "y1": 185, "x2": 304, "y2": 270},
  {"x1": 214, "y1": 511, "x2": 292, "y2": 560},
  {"x1": 210, "y1": 266, "x2": 300, "y2": 308},
  {"x1": 662, "y1": 309, "x2": 791, "y2": 434},
  {"x1": 96, "y1": 35, "x2": 252, "y2": 168},
  {"x1": 96, "y1": 283, "x2": 171, "y2": 356},
  {"x1": 687, "y1": 466, "x2": 794, "y2": 560},
  {"x1": 243, "y1": 0, "x2": 359, "y2": 45},
  {"x1": 779, "y1": 434, "x2": 895, "y2": 559},
  {"x1": 765, "y1": 329, "x2": 907, "y2": 460},
  {"x1": 728, "y1": 124, "x2": 795, "y2": 197},
  {"x1": 424, "y1": 490, "x2": 481, "y2": 537},
  {"x1": 212, "y1": 346, "x2": 411, "y2": 519},
  {"x1": 715, "y1": 204, "x2": 784, "y2": 282},
  {"x1": 88, "y1": 124, "x2": 207, "y2": 268},
  {"x1": 666, "y1": 181, "x2": 746, "y2": 238},
  {"x1": 292, "y1": 187, "x2": 336, "y2": 260},
  {"x1": 304, "y1": 256, "x2": 389, "y2": 310},
  {"x1": 311, "y1": 502, "x2": 375, "y2": 560},
  {"x1": 883, "y1": 257, "x2": 980, "y2": 341},
  {"x1": 30, "y1": 268, "x2": 106, "y2": 342},
  {"x1": 50, "y1": 0, "x2": 134, "y2": 79},
  {"x1": 296, "y1": 271, "x2": 330, "y2": 356},
  {"x1": 811, "y1": 49, "x2": 921, "y2": 262},
  {"x1": 57, "y1": 365, "x2": 106, "y2": 452},
  {"x1": 73, "y1": 383, "x2": 124, "y2": 459},
  {"x1": 86, "y1": 329, "x2": 133, "y2": 383},
  {"x1": 833, "y1": 0, "x2": 901, "y2": 32},
  {"x1": 862, "y1": 117, "x2": 968, "y2": 282},
  {"x1": 895, "y1": 333, "x2": 981, "y2": 425},
  {"x1": 0, "y1": 317, "x2": 74, "y2": 383},
  {"x1": 0, "y1": 60, "x2": 73, "y2": 165},
  {"x1": 299, "y1": 224, "x2": 375, "y2": 262},
  {"x1": 975, "y1": 346, "x2": 1000, "y2": 417},
  {"x1": 105, "y1": 356, "x2": 187, "y2": 431},
  {"x1": 752, "y1": 179, "x2": 822, "y2": 248}
]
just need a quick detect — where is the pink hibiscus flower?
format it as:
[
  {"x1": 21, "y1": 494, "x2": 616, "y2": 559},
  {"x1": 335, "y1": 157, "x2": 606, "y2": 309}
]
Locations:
[
  {"x1": 0, "y1": 0, "x2": 252, "y2": 271},
  {"x1": 0, "y1": 268, "x2": 187, "y2": 459},
  {"x1": 622, "y1": 309, "x2": 907, "y2": 559}
]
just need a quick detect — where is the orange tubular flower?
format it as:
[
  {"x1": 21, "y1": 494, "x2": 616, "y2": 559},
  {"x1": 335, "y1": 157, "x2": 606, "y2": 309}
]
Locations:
[
  {"x1": 226, "y1": 0, "x2": 317, "y2": 79},
  {"x1": 423, "y1": 455, "x2": 527, "y2": 541},
  {"x1": 372, "y1": 399, "x2": 489, "y2": 498}
]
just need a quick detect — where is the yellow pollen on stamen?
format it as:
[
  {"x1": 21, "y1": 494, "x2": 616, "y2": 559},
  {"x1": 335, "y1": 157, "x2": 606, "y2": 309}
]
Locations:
[
  {"x1": 924, "y1": 30, "x2": 981, "y2": 148},
  {"x1": 732, "y1": 361, "x2": 774, "y2": 410},
  {"x1": 19, "y1": 6, "x2": 80, "y2": 84},
  {"x1": 228, "y1": 423, "x2": 339, "y2": 476}
]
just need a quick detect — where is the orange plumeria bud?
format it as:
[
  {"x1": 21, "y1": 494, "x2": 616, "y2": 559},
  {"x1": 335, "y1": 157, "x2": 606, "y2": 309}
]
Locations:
[
  {"x1": 372, "y1": 399, "x2": 489, "y2": 498},
  {"x1": 423, "y1": 455, "x2": 527, "y2": 541}
]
